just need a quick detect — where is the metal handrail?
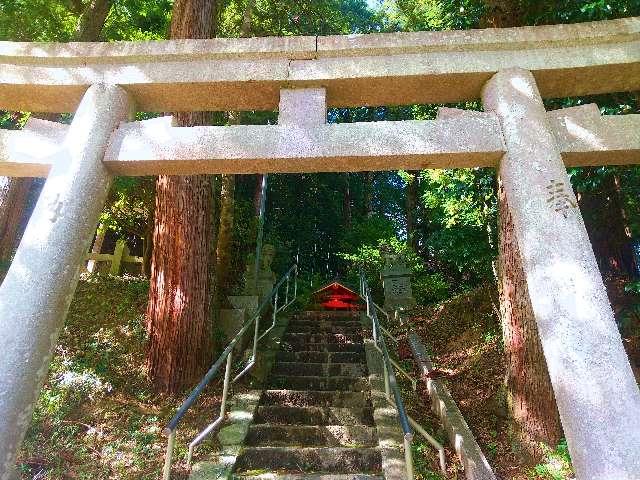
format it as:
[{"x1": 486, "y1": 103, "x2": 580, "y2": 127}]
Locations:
[
  {"x1": 162, "y1": 263, "x2": 298, "y2": 479},
  {"x1": 359, "y1": 273, "x2": 446, "y2": 479}
]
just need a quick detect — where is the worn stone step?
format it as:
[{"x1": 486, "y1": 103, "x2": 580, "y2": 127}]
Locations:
[
  {"x1": 276, "y1": 351, "x2": 366, "y2": 364},
  {"x1": 253, "y1": 406, "x2": 374, "y2": 426},
  {"x1": 296, "y1": 311, "x2": 360, "y2": 320},
  {"x1": 286, "y1": 324, "x2": 363, "y2": 335},
  {"x1": 272, "y1": 362, "x2": 367, "y2": 377},
  {"x1": 287, "y1": 320, "x2": 362, "y2": 329},
  {"x1": 261, "y1": 390, "x2": 368, "y2": 408},
  {"x1": 234, "y1": 447, "x2": 382, "y2": 474},
  {"x1": 283, "y1": 333, "x2": 364, "y2": 344},
  {"x1": 268, "y1": 375, "x2": 368, "y2": 391},
  {"x1": 281, "y1": 342, "x2": 365, "y2": 353},
  {"x1": 235, "y1": 474, "x2": 384, "y2": 480},
  {"x1": 246, "y1": 424, "x2": 378, "y2": 447}
]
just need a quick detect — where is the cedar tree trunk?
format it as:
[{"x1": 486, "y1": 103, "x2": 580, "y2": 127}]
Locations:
[
  {"x1": 498, "y1": 180, "x2": 562, "y2": 459},
  {"x1": 145, "y1": 0, "x2": 217, "y2": 393},
  {"x1": 486, "y1": 1, "x2": 562, "y2": 460}
]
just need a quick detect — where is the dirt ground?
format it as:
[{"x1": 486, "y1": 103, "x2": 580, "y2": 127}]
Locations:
[
  {"x1": 403, "y1": 279, "x2": 640, "y2": 480},
  {"x1": 18, "y1": 274, "x2": 244, "y2": 479}
]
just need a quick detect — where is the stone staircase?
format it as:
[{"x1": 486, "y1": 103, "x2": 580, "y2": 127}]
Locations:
[{"x1": 233, "y1": 311, "x2": 385, "y2": 479}]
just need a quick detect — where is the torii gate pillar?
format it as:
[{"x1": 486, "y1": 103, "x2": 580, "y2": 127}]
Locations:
[
  {"x1": 482, "y1": 68, "x2": 640, "y2": 479},
  {"x1": 0, "y1": 84, "x2": 130, "y2": 479}
]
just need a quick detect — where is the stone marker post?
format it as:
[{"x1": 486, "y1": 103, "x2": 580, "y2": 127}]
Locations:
[
  {"x1": 380, "y1": 252, "x2": 416, "y2": 311},
  {"x1": 482, "y1": 68, "x2": 640, "y2": 479},
  {"x1": 0, "y1": 84, "x2": 130, "y2": 479}
]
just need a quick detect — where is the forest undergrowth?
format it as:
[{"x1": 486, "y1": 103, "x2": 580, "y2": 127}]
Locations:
[
  {"x1": 403, "y1": 280, "x2": 640, "y2": 480},
  {"x1": 17, "y1": 274, "x2": 240, "y2": 480}
]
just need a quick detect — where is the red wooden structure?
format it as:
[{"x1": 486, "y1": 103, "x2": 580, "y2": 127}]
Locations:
[{"x1": 312, "y1": 282, "x2": 362, "y2": 310}]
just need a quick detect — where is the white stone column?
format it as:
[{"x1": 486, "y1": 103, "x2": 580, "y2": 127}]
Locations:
[
  {"x1": 0, "y1": 84, "x2": 129, "y2": 479},
  {"x1": 482, "y1": 68, "x2": 640, "y2": 479}
]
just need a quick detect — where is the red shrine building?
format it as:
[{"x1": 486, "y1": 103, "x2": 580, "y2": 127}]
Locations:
[{"x1": 312, "y1": 282, "x2": 362, "y2": 311}]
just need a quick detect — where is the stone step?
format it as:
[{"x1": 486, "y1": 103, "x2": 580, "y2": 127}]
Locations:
[
  {"x1": 286, "y1": 324, "x2": 363, "y2": 335},
  {"x1": 287, "y1": 320, "x2": 363, "y2": 329},
  {"x1": 268, "y1": 375, "x2": 368, "y2": 391},
  {"x1": 296, "y1": 311, "x2": 360, "y2": 320},
  {"x1": 272, "y1": 362, "x2": 367, "y2": 377},
  {"x1": 235, "y1": 474, "x2": 384, "y2": 480},
  {"x1": 261, "y1": 390, "x2": 368, "y2": 408},
  {"x1": 281, "y1": 343, "x2": 365, "y2": 353},
  {"x1": 253, "y1": 406, "x2": 374, "y2": 426},
  {"x1": 276, "y1": 351, "x2": 366, "y2": 364},
  {"x1": 246, "y1": 424, "x2": 378, "y2": 447},
  {"x1": 234, "y1": 447, "x2": 382, "y2": 474},
  {"x1": 282, "y1": 333, "x2": 364, "y2": 344}
]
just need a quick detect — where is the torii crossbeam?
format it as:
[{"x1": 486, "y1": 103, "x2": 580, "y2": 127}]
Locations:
[{"x1": 0, "y1": 17, "x2": 640, "y2": 480}]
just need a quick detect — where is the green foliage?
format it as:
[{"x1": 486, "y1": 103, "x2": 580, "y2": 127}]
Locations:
[
  {"x1": 419, "y1": 168, "x2": 497, "y2": 289},
  {"x1": 102, "y1": 0, "x2": 171, "y2": 40},
  {"x1": 412, "y1": 272, "x2": 450, "y2": 305},
  {"x1": 0, "y1": 0, "x2": 78, "y2": 41},
  {"x1": 100, "y1": 176, "x2": 155, "y2": 239},
  {"x1": 529, "y1": 439, "x2": 573, "y2": 480}
]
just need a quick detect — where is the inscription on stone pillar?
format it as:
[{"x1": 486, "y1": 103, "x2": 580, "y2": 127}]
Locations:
[
  {"x1": 545, "y1": 178, "x2": 577, "y2": 216},
  {"x1": 381, "y1": 253, "x2": 416, "y2": 311}
]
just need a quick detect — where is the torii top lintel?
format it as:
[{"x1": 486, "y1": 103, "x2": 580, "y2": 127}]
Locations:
[{"x1": 0, "y1": 16, "x2": 639, "y2": 113}]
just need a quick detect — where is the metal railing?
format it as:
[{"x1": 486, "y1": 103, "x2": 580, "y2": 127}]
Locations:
[
  {"x1": 359, "y1": 273, "x2": 446, "y2": 479},
  {"x1": 162, "y1": 263, "x2": 298, "y2": 479}
]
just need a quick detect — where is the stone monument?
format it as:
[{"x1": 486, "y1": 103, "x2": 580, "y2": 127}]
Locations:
[
  {"x1": 243, "y1": 244, "x2": 276, "y2": 301},
  {"x1": 380, "y1": 251, "x2": 416, "y2": 311}
]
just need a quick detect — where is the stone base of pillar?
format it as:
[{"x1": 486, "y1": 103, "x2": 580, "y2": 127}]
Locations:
[{"x1": 218, "y1": 309, "x2": 248, "y2": 351}]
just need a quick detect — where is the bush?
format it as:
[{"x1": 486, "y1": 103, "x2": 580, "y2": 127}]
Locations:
[{"x1": 413, "y1": 273, "x2": 451, "y2": 305}]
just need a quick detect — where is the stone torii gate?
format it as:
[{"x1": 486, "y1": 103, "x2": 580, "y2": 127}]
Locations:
[{"x1": 1, "y1": 16, "x2": 640, "y2": 480}]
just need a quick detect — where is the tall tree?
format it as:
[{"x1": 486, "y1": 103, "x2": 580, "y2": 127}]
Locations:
[
  {"x1": 497, "y1": 180, "x2": 562, "y2": 458},
  {"x1": 404, "y1": 170, "x2": 418, "y2": 251},
  {"x1": 343, "y1": 173, "x2": 352, "y2": 228},
  {"x1": 76, "y1": 0, "x2": 113, "y2": 41},
  {"x1": 145, "y1": 0, "x2": 217, "y2": 394},
  {"x1": 215, "y1": 170, "x2": 236, "y2": 305},
  {"x1": 576, "y1": 169, "x2": 636, "y2": 278},
  {"x1": 485, "y1": 0, "x2": 562, "y2": 460},
  {"x1": 215, "y1": 0, "x2": 255, "y2": 306},
  {"x1": 0, "y1": 177, "x2": 30, "y2": 272}
]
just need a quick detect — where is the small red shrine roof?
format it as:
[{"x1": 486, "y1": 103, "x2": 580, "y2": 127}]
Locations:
[
  {"x1": 312, "y1": 282, "x2": 362, "y2": 311},
  {"x1": 312, "y1": 282, "x2": 359, "y2": 297}
]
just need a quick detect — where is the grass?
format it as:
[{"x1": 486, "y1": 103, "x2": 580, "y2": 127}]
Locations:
[
  {"x1": 527, "y1": 440, "x2": 573, "y2": 480},
  {"x1": 18, "y1": 274, "x2": 229, "y2": 479}
]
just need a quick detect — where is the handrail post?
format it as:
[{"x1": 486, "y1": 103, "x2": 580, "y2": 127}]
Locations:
[
  {"x1": 285, "y1": 275, "x2": 290, "y2": 306},
  {"x1": 404, "y1": 433, "x2": 415, "y2": 480},
  {"x1": 273, "y1": 291, "x2": 279, "y2": 322},
  {"x1": 294, "y1": 265, "x2": 298, "y2": 299},
  {"x1": 252, "y1": 311, "x2": 260, "y2": 361},
  {"x1": 163, "y1": 430, "x2": 176, "y2": 480},
  {"x1": 220, "y1": 349, "x2": 233, "y2": 416},
  {"x1": 383, "y1": 358, "x2": 391, "y2": 400}
]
